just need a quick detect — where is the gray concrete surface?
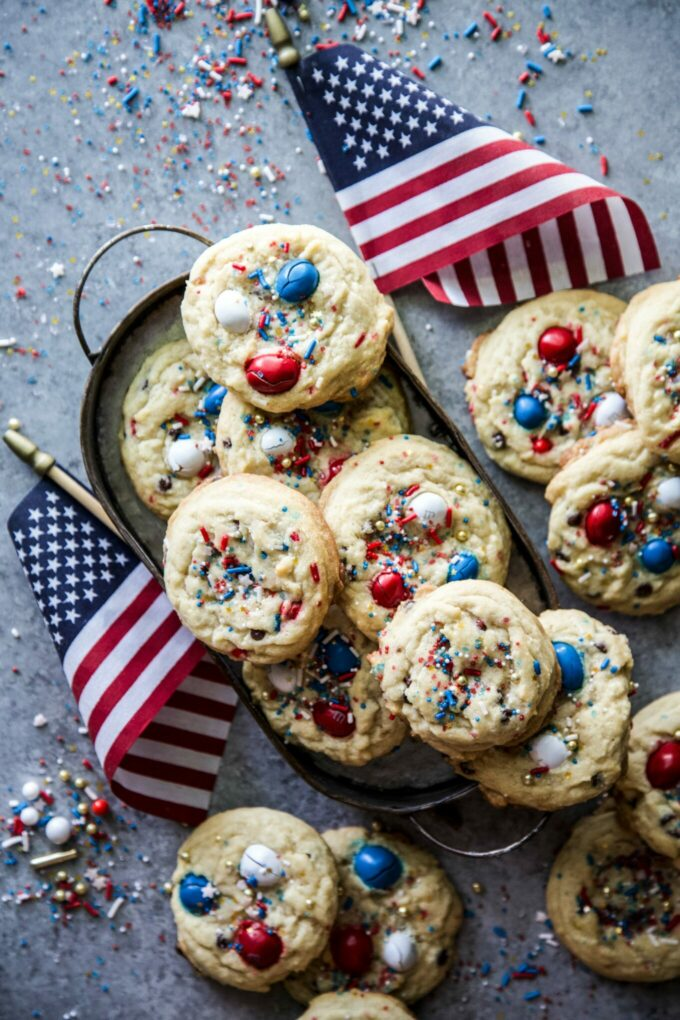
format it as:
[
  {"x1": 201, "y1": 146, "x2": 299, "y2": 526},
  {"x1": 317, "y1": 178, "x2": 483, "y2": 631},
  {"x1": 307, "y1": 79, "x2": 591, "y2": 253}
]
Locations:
[{"x1": 0, "y1": 1, "x2": 678, "y2": 1017}]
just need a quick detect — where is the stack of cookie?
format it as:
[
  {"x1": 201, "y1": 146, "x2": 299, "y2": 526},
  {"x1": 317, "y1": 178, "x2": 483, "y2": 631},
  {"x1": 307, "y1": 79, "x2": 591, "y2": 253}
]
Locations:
[
  {"x1": 169, "y1": 806, "x2": 462, "y2": 1014},
  {"x1": 464, "y1": 281, "x2": 680, "y2": 616},
  {"x1": 120, "y1": 222, "x2": 519, "y2": 770},
  {"x1": 545, "y1": 693, "x2": 680, "y2": 982}
]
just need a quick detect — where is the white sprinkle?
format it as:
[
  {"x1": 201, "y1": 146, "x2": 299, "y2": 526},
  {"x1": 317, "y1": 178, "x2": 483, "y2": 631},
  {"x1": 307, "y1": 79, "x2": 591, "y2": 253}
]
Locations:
[
  {"x1": 0, "y1": 337, "x2": 17, "y2": 349},
  {"x1": 84, "y1": 785, "x2": 98, "y2": 801},
  {"x1": 107, "y1": 896, "x2": 125, "y2": 919},
  {"x1": 2, "y1": 836, "x2": 23, "y2": 850},
  {"x1": 11, "y1": 627, "x2": 20, "y2": 639},
  {"x1": 33, "y1": 713, "x2": 48, "y2": 728}
]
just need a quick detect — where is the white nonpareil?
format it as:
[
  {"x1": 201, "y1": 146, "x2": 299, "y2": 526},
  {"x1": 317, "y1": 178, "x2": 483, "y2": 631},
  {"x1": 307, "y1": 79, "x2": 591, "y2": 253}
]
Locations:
[
  {"x1": 592, "y1": 391, "x2": 629, "y2": 429},
  {"x1": 656, "y1": 476, "x2": 680, "y2": 511},
  {"x1": 45, "y1": 815, "x2": 72, "y2": 846},
  {"x1": 529, "y1": 732, "x2": 569, "y2": 769},
  {"x1": 382, "y1": 929, "x2": 418, "y2": 972},
  {"x1": 166, "y1": 437, "x2": 207, "y2": 478},
  {"x1": 239, "y1": 843, "x2": 284, "y2": 887},
  {"x1": 214, "y1": 289, "x2": 251, "y2": 333},
  {"x1": 260, "y1": 426, "x2": 296, "y2": 457},
  {"x1": 408, "y1": 491, "x2": 447, "y2": 527}
]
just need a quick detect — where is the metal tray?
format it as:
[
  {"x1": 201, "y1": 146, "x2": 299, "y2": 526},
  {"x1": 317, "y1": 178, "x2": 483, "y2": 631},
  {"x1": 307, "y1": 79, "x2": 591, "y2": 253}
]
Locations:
[{"x1": 76, "y1": 225, "x2": 558, "y2": 854}]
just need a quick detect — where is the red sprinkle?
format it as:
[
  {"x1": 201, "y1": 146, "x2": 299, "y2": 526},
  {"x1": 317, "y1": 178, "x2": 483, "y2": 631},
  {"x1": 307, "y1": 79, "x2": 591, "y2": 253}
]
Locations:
[
  {"x1": 39, "y1": 789, "x2": 55, "y2": 805},
  {"x1": 220, "y1": 534, "x2": 229, "y2": 551},
  {"x1": 289, "y1": 531, "x2": 300, "y2": 542},
  {"x1": 483, "y1": 11, "x2": 498, "y2": 27},
  {"x1": 412, "y1": 66, "x2": 426, "y2": 80},
  {"x1": 310, "y1": 563, "x2": 320, "y2": 583},
  {"x1": 199, "y1": 526, "x2": 211, "y2": 544},
  {"x1": 600, "y1": 155, "x2": 609, "y2": 176},
  {"x1": 354, "y1": 332, "x2": 366, "y2": 348},
  {"x1": 491, "y1": 25, "x2": 502, "y2": 40},
  {"x1": 524, "y1": 110, "x2": 536, "y2": 126},
  {"x1": 198, "y1": 463, "x2": 214, "y2": 480}
]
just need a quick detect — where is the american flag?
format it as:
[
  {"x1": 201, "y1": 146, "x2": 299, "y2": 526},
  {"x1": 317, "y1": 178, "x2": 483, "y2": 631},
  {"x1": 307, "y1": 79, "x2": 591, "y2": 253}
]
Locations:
[
  {"x1": 8, "y1": 475, "x2": 237, "y2": 826},
  {"x1": 289, "y1": 44, "x2": 659, "y2": 306}
]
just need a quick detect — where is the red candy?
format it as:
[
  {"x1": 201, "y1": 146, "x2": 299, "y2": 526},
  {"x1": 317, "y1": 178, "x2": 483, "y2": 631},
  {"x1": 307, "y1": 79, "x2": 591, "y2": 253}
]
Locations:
[
  {"x1": 645, "y1": 741, "x2": 680, "y2": 790},
  {"x1": 531, "y1": 436, "x2": 553, "y2": 454},
  {"x1": 91, "y1": 798, "x2": 109, "y2": 817},
  {"x1": 235, "y1": 920, "x2": 283, "y2": 970},
  {"x1": 370, "y1": 569, "x2": 408, "y2": 608},
  {"x1": 330, "y1": 924, "x2": 374, "y2": 976},
  {"x1": 538, "y1": 325, "x2": 578, "y2": 365},
  {"x1": 245, "y1": 350, "x2": 301, "y2": 394},
  {"x1": 584, "y1": 500, "x2": 620, "y2": 546},
  {"x1": 312, "y1": 700, "x2": 356, "y2": 738}
]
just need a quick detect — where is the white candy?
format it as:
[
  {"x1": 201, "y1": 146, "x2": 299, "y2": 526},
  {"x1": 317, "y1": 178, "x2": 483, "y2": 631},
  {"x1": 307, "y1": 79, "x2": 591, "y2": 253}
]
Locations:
[
  {"x1": 20, "y1": 806, "x2": 40, "y2": 827},
  {"x1": 214, "y1": 289, "x2": 251, "y2": 333},
  {"x1": 239, "y1": 844, "x2": 284, "y2": 887},
  {"x1": 408, "y1": 491, "x2": 448, "y2": 527},
  {"x1": 260, "y1": 426, "x2": 296, "y2": 457},
  {"x1": 267, "y1": 663, "x2": 297, "y2": 693},
  {"x1": 166, "y1": 437, "x2": 207, "y2": 478},
  {"x1": 529, "y1": 732, "x2": 569, "y2": 770},
  {"x1": 21, "y1": 780, "x2": 40, "y2": 801},
  {"x1": 382, "y1": 929, "x2": 418, "y2": 972},
  {"x1": 656, "y1": 477, "x2": 680, "y2": 510},
  {"x1": 592, "y1": 391, "x2": 629, "y2": 429},
  {"x1": 45, "y1": 815, "x2": 72, "y2": 846}
]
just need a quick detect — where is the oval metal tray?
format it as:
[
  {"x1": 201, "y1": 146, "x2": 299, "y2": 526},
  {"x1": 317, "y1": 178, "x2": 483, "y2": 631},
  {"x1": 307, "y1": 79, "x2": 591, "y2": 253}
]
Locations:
[{"x1": 76, "y1": 226, "x2": 558, "y2": 852}]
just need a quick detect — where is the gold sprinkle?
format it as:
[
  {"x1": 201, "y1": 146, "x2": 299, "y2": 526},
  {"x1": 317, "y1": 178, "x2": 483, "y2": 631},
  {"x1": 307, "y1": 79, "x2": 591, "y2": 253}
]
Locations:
[
  {"x1": 74, "y1": 777, "x2": 86, "y2": 790},
  {"x1": 74, "y1": 881, "x2": 88, "y2": 897},
  {"x1": 163, "y1": 882, "x2": 173, "y2": 894},
  {"x1": 77, "y1": 802, "x2": 89, "y2": 816},
  {"x1": 456, "y1": 529, "x2": 469, "y2": 542},
  {"x1": 180, "y1": 851, "x2": 191, "y2": 862},
  {"x1": 471, "y1": 881, "x2": 484, "y2": 894},
  {"x1": 375, "y1": 520, "x2": 386, "y2": 532},
  {"x1": 523, "y1": 773, "x2": 534, "y2": 786},
  {"x1": 85, "y1": 823, "x2": 98, "y2": 836},
  {"x1": 53, "y1": 889, "x2": 66, "y2": 902},
  {"x1": 281, "y1": 457, "x2": 292, "y2": 469},
  {"x1": 56, "y1": 871, "x2": 68, "y2": 882},
  {"x1": 58, "y1": 769, "x2": 71, "y2": 783},
  {"x1": 454, "y1": 484, "x2": 466, "y2": 495},
  {"x1": 254, "y1": 414, "x2": 264, "y2": 424}
]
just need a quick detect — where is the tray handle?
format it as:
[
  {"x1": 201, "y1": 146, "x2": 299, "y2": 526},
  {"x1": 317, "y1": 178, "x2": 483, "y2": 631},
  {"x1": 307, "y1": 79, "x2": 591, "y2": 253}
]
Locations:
[
  {"x1": 408, "y1": 808, "x2": 549, "y2": 858},
  {"x1": 73, "y1": 224, "x2": 212, "y2": 364}
]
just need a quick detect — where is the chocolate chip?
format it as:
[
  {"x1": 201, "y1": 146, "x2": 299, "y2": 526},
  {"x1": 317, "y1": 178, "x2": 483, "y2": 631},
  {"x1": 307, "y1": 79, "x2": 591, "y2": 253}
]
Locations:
[
  {"x1": 436, "y1": 949, "x2": 449, "y2": 967},
  {"x1": 158, "y1": 476, "x2": 173, "y2": 492},
  {"x1": 635, "y1": 583, "x2": 653, "y2": 598},
  {"x1": 594, "y1": 642, "x2": 608, "y2": 653},
  {"x1": 222, "y1": 438, "x2": 232, "y2": 449},
  {"x1": 492, "y1": 431, "x2": 506, "y2": 449},
  {"x1": 567, "y1": 512, "x2": 582, "y2": 527},
  {"x1": 250, "y1": 629, "x2": 266, "y2": 641},
  {"x1": 215, "y1": 933, "x2": 229, "y2": 950},
  {"x1": 590, "y1": 772, "x2": 605, "y2": 787}
]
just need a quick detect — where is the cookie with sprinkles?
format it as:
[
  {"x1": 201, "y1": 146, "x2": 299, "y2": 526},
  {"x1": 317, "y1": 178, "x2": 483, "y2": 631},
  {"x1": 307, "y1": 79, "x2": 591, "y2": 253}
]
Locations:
[
  {"x1": 171, "y1": 807, "x2": 338, "y2": 992},
  {"x1": 181, "y1": 224, "x2": 393, "y2": 413},
  {"x1": 546, "y1": 799, "x2": 680, "y2": 982},
  {"x1": 611, "y1": 280, "x2": 680, "y2": 461},
  {"x1": 285, "y1": 826, "x2": 462, "y2": 1005},
  {"x1": 215, "y1": 365, "x2": 410, "y2": 501},
  {"x1": 242, "y1": 605, "x2": 407, "y2": 765},
  {"x1": 297, "y1": 990, "x2": 415, "y2": 1019},
  {"x1": 318, "y1": 434, "x2": 511, "y2": 641},
  {"x1": 163, "y1": 474, "x2": 340, "y2": 663},
  {"x1": 452, "y1": 608, "x2": 634, "y2": 810},
  {"x1": 546, "y1": 422, "x2": 680, "y2": 614},
  {"x1": 374, "y1": 580, "x2": 559, "y2": 756},
  {"x1": 464, "y1": 289, "x2": 628, "y2": 484},
  {"x1": 120, "y1": 339, "x2": 224, "y2": 518},
  {"x1": 616, "y1": 693, "x2": 680, "y2": 861}
]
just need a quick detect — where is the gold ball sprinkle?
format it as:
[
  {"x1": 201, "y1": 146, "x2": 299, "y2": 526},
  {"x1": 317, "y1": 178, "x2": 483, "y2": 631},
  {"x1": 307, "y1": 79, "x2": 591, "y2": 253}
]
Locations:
[
  {"x1": 375, "y1": 520, "x2": 386, "y2": 532},
  {"x1": 54, "y1": 889, "x2": 66, "y2": 903},
  {"x1": 163, "y1": 882, "x2": 173, "y2": 894},
  {"x1": 7, "y1": 417, "x2": 22, "y2": 431},
  {"x1": 456, "y1": 529, "x2": 469, "y2": 542},
  {"x1": 397, "y1": 905, "x2": 408, "y2": 915},
  {"x1": 673, "y1": 729, "x2": 680, "y2": 741},
  {"x1": 58, "y1": 769, "x2": 71, "y2": 783},
  {"x1": 86, "y1": 823, "x2": 98, "y2": 836},
  {"x1": 471, "y1": 881, "x2": 484, "y2": 894},
  {"x1": 523, "y1": 773, "x2": 534, "y2": 786},
  {"x1": 454, "y1": 484, "x2": 466, "y2": 495},
  {"x1": 56, "y1": 870, "x2": 68, "y2": 882},
  {"x1": 180, "y1": 851, "x2": 191, "y2": 862},
  {"x1": 281, "y1": 457, "x2": 292, "y2": 469},
  {"x1": 74, "y1": 777, "x2": 86, "y2": 789},
  {"x1": 77, "y1": 802, "x2": 89, "y2": 815},
  {"x1": 254, "y1": 414, "x2": 264, "y2": 425},
  {"x1": 74, "y1": 881, "x2": 88, "y2": 897}
]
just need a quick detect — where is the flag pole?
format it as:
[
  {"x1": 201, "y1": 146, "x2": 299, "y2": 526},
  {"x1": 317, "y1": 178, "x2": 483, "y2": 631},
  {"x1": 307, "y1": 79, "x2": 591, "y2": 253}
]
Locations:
[
  {"x1": 3, "y1": 420, "x2": 119, "y2": 536},
  {"x1": 266, "y1": 8, "x2": 427, "y2": 387}
]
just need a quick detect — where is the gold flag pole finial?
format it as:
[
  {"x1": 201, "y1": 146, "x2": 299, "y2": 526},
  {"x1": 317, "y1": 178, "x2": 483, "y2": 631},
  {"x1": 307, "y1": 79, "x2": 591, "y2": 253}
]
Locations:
[
  {"x1": 3, "y1": 419, "x2": 56, "y2": 476},
  {"x1": 265, "y1": 9, "x2": 300, "y2": 68}
]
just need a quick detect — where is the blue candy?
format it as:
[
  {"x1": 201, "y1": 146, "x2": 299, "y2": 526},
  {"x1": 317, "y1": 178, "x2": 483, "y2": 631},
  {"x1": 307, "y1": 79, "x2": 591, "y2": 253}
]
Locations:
[
  {"x1": 552, "y1": 641, "x2": 584, "y2": 692},
  {"x1": 314, "y1": 400, "x2": 345, "y2": 415},
  {"x1": 179, "y1": 873, "x2": 217, "y2": 915},
  {"x1": 640, "y1": 538, "x2": 675, "y2": 575},
  {"x1": 514, "y1": 393, "x2": 547, "y2": 430},
  {"x1": 203, "y1": 384, "x2": 227, "y2": 416},
  {"x1": 353, "y1": 844, "x2": 403, "y2": 890},
  {"x1": 324, "y1": 635, "x2": 360, "y2": 676},
  {"x1": 275, "y1": 259, "x2": 320, "y2": 303},
  {"x1": 447, "y1": 552, "x2": 479, "y2": 582}
]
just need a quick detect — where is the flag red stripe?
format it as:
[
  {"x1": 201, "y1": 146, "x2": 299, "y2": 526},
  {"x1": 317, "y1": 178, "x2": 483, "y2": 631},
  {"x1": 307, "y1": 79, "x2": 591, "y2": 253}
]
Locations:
[
  {"x1": 522, "y1": 227, "x2": 551, "y2": 297},
  {"x1": 117, "y1": 752, "x2": 217, "y2": 791},
  {"x1": 70, "y1": 577, "x2": 160, "y2": 702},
  {"x1": 358, "y1": 161, "x2": 581, "y2": 262},
  {"x1": 557, "y1": 210, "x2": 589, "y2": 288},
  {"x1": 164, "y1": 688, "x2": 237, "y2": 722},
  {"x1": 372, "y1": 186, "x2": 614, "y2": 293},
  {"x1": 110, "y1": 780, "x2": 207, "y2": 827},
  {"x1": 102, "y1": 638, "x2": 205, "y2": 779},
  {"x1": 141, "y1": 720, "x2": 229, "y2": 757},
  {"x1": 623, "y1": 197, "x2": 661, "y2": 270},
  {"x1": 487, "y1": 242, "x2": 517, "y2": 304},
  {"x1": 454, "y1": 258, "x2": 481, "y2": 306},
  {"x1": 87, "y1": 611, "x2": 183, "y2": 741},
  {"x1": 590, "y1": 199, "x2": 625, "y2": 279},
  {"x1": 343, "y1": 137, "x2": 527, "y2": 226},
  {"x1": 189, "y1": 657, "x2": 230, "y2": 683},
  {"x1": 421, "y1": 272, "x2": 449, "y2": 303}
]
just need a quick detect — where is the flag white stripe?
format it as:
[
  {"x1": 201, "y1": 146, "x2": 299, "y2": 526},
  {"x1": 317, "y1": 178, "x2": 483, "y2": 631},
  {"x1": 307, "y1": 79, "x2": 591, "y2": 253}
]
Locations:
[
  {"x1": 77, "y1": 593, "x2": 173, "y2": 723},
  {"x1": 175, "y1": 673, "x2": 239, "y2": 705},
  {"x1": 95, "y1": 626, "x2": 197, "y2": 767},
  {"x1": 367, "y1": 171, "x2": 610, "y2": 280},
  {"x1": 126, "y1": 737, "x2": 223, "y2": 774},
  {"x1": 348, "y1": 146, "x2": 564, "y2": 246},
  {"x1": 153, "y1": 704, "x2": 232, "y2": 739},
  {"x1": 63, "y1": 563, "x2": 151, "y2": 682},
  {"x1": 336, "y1": 125, "x2": 549, "y2": 211},
  {"x1": 468, "y1": 248, "x2": 500, "y2": 305},
  {"x1": 434, "y1": 265, "x2": 468, "y2": 305},
  {"x1": 113, "y1": 767, "x2": 212, "y2": 810},
  {"x1": 503, "y1": 233, "x2": 534, "y2": 301},
  {"x1": 538, "y1": 219, "x2": 572, "y2": 292},
  {"x1": 606, "y1": 196, "x2": 644, "y2": 276},
  {"x1": 572, "y1": 203, "x2": 607, "y2": 283}
]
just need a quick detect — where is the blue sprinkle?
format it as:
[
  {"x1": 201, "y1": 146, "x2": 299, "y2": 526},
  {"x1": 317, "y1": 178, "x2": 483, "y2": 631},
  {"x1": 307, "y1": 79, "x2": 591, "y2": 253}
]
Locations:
[
  {"x1": 534, "y1": 135, "x2": 546, "y2": 145},
  {"x1": 577, "y1": 103, "x2": 594, "y2": 114},
  {"x1": 516, "y1": 88, "x2": 527, "y2": 109},
  {"x1": 463, "y1": 22, "x2": 478, "y2": 37},
  {"x1": 524, "y1": 990, "x2": 541, "y2": 1002},
  {"x1": 480, "y1": 961, "x2": 491, "y2": 976},
  {"x1": 225, "y1": 566, "x2": 250, "y2": 575},
  {"x1": 653, "y1": 334, "x2": 667, "y2": 344},
  {"x1": 493, "y1": 925, "x2": 508, "y2": 938},
  {"x1": 428, "y1": 56, "x2": 442, "y2": 70},
  {"x1": 543, "y1": 5, "x2": 552, "y2": 17},
  {"x1": 526, "y1": 61, "x2": 543, "y2": 74},
  {"x1": 123, "y1": 87, "x2": 139, "y2": 106},
  {"x1": 305, "y1": 339, "x2": 317, "y2": 359},
  {"x1": 153, "y1": 33, "x2": 161, "y2": 55},
  {"x1": 600, "y1": 658, "x2": 610, "y2": 669},
  {"x1": 533, "y1": 660, "x2": 541, "y2": 675}
]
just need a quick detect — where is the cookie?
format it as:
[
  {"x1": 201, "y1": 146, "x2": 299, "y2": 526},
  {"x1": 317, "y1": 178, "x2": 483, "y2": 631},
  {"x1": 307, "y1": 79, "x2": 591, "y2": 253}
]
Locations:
[
  {"x1": 319, "y1": 434, "x2": 511, "y2": 641},
  {"x1": 374, "y1": 580, "x2": 559, "y2": 756},
  {"x1": 171, "y1": 807, "x2": 338, "y2": 992},
  {"x1": 610, "y1": 280, "x2": 680, "y2": 461},
  {"x1": 546, "y1": 800, "x2": 680, "y2": 982},
  {"x1": 452, "y1": 609, "x2": 634, "y2": 809},
  {"x1": 242, "y1": 605, "x2": 406, "y2": 766},
  {"x1": 215, "y1": 366, "x2": 410, "y2": 501},
  {"x1": 616, "y1": 693, "x2": 680, "y2": 861},
  {"x1": 465, "y1": 289, "x2": 628, "y2": 483},
  {"x1": 163, "y1": 474, "x2": 340, "y2": 663},
  {"x1": 297, "y1": 991, "x2": 414, "y2": 1019},
  {"x1": 546, "y1": 422, "x2": 680, "y2": 614},
  {"x1": 285, "y1": 826, "x2": 462, "y2": 1004},
  {"x1": 181, "y1": 224, "x2": 393, "y2": 413},
  {"x1": 120, "y1": 339, "x2": 224, "y2": 518}
]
